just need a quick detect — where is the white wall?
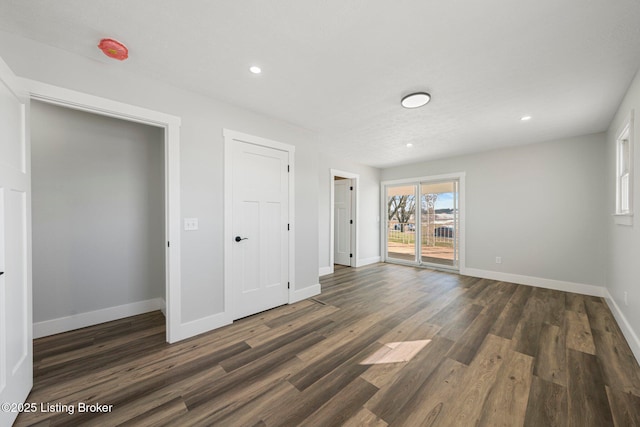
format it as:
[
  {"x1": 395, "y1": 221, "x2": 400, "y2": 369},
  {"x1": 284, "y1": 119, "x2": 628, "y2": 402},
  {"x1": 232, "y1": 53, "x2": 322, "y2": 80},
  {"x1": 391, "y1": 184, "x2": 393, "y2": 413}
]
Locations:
[
  {"x1": 31, "y1": 101, "x2": 165, "y2": 323},
  {"x1": 381, "y1": 133, "x2": 608, "y2": 289},
  {"x1": 317, "y1": 153, "x2": 381, "y2": 273},
  {"x1": 0, "y1": 31, "x2": 320, "y2": 328},
  {"x1": 605, "y1": 68, "x2": 640, "y2": 356}
]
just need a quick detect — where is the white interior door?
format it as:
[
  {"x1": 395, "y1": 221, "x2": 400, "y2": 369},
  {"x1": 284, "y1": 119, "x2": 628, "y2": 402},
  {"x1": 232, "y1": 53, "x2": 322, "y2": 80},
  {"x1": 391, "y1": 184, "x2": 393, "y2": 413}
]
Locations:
[
  {"x1": 0, "y1": 58, "x2": 32, "y2": 427},
  {"x1": 334, "y1": 179, "x2": 352, "y2": 266},
  {"x1": 231, "y1": 140, "x2": 289, "y2": 319}
]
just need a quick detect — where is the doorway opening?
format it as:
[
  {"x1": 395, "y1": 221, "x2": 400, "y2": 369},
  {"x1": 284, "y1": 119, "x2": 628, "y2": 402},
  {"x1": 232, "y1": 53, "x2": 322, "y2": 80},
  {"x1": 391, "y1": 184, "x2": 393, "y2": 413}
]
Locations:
[
  {"x1": 30, "y1": 101, "x2": 167, "y2": 339},
  {"x1": 330, "y1": 169, "x2": 359, "y2": 272},
  {"x1": 382, "y1": 173, "x2": 464, "y2": 271},
  {"x1": 22, "y1": 78, "x2": 182, "y2": 343}
]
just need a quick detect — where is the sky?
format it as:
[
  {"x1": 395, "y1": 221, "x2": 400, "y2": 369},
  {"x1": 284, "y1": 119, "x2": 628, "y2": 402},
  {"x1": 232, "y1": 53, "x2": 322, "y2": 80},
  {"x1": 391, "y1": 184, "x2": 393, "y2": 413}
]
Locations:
[{"x1": 433, "y1": 192, "x2": 454, "y2": 210}]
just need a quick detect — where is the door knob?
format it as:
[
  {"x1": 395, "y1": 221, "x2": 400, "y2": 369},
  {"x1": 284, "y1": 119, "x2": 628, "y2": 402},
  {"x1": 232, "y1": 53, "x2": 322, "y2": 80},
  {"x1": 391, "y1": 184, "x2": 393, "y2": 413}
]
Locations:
[{"x1": 235, "y1": 236, "x2": 248, "y2": 242}]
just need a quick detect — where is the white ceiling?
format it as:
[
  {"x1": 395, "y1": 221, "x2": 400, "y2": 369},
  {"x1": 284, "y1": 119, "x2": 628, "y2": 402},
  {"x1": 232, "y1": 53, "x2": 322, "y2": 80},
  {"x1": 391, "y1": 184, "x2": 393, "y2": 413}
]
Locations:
[{"x1": 1, "y1": 0, "x2": 640, "y2": 168}]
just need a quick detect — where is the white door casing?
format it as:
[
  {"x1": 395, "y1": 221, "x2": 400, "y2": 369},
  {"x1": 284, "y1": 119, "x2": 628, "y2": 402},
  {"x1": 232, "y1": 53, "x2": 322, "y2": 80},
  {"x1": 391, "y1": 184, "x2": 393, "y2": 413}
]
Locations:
[
  {"x1": 224, "y1": 130, "x2": 293, "y2": 320},
  {"x1": 17, "y1": 78, "x2": 188, "y2": 343},
  {"x1": 334, "y1": 179, "x2": 352, "y2": 266},
  {"x1": 0, "y1": 57, "x2": 32, "y2": 427},
  {"x1": 328, "y1": 169, "x2": 358, "y2": 272}
]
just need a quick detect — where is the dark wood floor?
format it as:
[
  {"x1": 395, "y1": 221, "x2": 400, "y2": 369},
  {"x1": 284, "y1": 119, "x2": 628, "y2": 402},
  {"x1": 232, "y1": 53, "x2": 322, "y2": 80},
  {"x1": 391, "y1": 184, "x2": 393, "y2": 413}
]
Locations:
[{"x1": 16, "y1": 263, "x2": 640, "y2": 426}]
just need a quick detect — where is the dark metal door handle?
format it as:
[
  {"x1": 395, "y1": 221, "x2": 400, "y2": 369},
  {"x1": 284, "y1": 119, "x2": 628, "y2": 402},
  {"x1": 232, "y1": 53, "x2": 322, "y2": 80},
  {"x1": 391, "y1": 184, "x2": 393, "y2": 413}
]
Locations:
[
  {"x1": 0, "y1": 272, "x2": 3, "y2": 276},
  {"x1": 235, "y1": 236, "x2": 248, "y2": 242}
]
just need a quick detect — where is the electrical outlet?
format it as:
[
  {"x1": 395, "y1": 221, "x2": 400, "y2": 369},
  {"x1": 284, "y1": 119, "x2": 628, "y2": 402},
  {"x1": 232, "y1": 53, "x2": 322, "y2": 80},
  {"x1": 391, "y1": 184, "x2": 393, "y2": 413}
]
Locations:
[
  {"x1": 495, "y1": 256, "x2": 502, "y2": 264},
  {"x1": 624, "y1": 291, "x2": 628, "y2": 306}
]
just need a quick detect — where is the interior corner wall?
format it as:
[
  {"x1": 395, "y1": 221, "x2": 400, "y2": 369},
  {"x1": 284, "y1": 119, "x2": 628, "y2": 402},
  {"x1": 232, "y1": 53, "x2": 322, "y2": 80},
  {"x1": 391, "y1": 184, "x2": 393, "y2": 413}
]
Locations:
[
  {"x1": 0, "y1": 31, "x2": 320, "y2": 326},
  {"x1": 30, "y1": 100, "x2": 165, "y2": 323},
  {"x1": 605, "y1": 67, "x2": 640, "y2": 352},
  {"x1": 318, "y1": 153, "x2": 382, "y2": 272},
  {"x1": 381, "y1": 133, "x2": 608, "y2": 288}
]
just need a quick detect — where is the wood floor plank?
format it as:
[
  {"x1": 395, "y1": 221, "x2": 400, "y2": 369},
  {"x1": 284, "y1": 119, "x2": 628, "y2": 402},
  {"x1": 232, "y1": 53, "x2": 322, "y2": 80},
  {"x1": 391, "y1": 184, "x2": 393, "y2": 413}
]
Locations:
[
  {"x1": 110, "y1": 397, "x2": 188, "y2": 427},
  {"x1": 219, "y1": 317, "x2": 333, "y2": 372},
  {"x1": 166, "y1": 374, "x2": 300, "y2": 427},
  {"x1": 436, "y1": 303, "x2": 484, "y2": 342},
  {"x1": 359, "y1": 354, "x2": 414, "y2": 390},
  {"x1": 204, "y1": 380, "x2": 299, "y2": 427},
  {"x1": 389, "y1": 357, "x2": 468, "y2": 427},
  {"x1": 491, "y1": 285, "x2": 534, "y2": 339},
  {"x1": 36, "y1": 325, "x2": 166, "y2": 369},
  {"x1": 592, "y1": 328, "x2": 640, "y2": 395},
  {"x1": 524, "y1": 376, "x2": 567, "y2": 427},
  {"x1": 567, "y1": 349, "x2": 614, "y2": 427},
  {"x1": 511, "y1": 289, "x2": 551, "y2": 357},
  {"x1": 364, "y1": 336, "x2": 454, "y2": 422},
  {"x1": 295, "y1": 301, "x2": 407, "y2": 362},
  {"x1": 477, "y1": 349, "x2": 533, "y2": 427},
  {"x1": 299, "y1": 377, "x2": 378, "y2": 427},
  {"x1": 476, "y1": 281, "x2": 518, "y2": 310},
  {"x1": 246, "y1": 304, "x2": 339, "y2": 348},
  {"x1": 565, "y1": 310, "x2": 596, "y2": 355},
  {"x1": 584, "y1": 298, "x2": 620, "y2": 334},
  {"x1": 566, "y1": 292, "x2": 587, "y2": 313},
  {"x1": 606, "y1": 386, "x2": 640, "y2": 427},
  {"x1": 540, "y1": 288, "x2": 566, "y2": 327},
  {"x1": 446, "y1": 312, "x2": 493, "y2": 365},
  {"x1": 17, "y1": 263, "x2": 638, "y2": 426},
  {"x1": 430, "y1": 334, "x2": 512, "y2": 427},
  {"x1": 342, "y1": 408, "x2": 388, "y2": 427},
  {"x1": 262, "y1": 342, "x2": 381, "y2": 427},
  {"x1": 375, "y1": 315, "x2": 441, "y2": 345},
  {"x1": 184, "y1": 332, "x2": 324, "y2": 410},
  {"x1": 533, "y1": 323, "x2": 567, "y2": 386}
]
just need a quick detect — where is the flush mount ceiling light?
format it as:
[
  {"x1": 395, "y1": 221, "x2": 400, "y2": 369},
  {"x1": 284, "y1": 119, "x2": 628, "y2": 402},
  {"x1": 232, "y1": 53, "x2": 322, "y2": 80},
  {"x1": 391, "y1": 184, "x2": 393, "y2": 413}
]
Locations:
[
  {"x1": 249, "y1": 66, "x2": 262, "y2": 74},
  {"x1": 401, "y1": 92, "x2": 431, "y2": 109},
  {"x1": 98, "y1": 38, "x2": 128, "y2": 61},
  {"x1": 406, "y1": 143, "x2": 414, "y2": 148},
  {"x1": 521, "y1": 115, "x2": 532, "y2": 121}
]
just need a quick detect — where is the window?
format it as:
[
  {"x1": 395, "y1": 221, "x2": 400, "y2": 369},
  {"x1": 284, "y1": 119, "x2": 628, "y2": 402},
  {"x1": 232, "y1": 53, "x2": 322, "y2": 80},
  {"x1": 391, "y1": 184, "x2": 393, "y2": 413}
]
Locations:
[{"x1": 615, "y1": 111, "x2": 634, "y2": 225}]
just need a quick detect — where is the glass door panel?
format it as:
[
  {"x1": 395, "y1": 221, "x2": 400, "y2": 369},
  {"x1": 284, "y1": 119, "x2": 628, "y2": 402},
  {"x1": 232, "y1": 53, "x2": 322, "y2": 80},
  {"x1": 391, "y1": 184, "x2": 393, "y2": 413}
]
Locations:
[
  {"x1": 386, "y1": 184, "x2": 417, "y2": 262},
  {"x1": 420, "y1": 180, "x2": 459, "y2": 268}
]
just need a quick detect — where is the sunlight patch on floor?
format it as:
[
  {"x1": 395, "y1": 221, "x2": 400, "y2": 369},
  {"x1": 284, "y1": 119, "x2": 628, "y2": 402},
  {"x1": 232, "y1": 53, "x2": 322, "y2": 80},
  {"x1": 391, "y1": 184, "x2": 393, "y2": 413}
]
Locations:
[{"x1": 360, "y1": 340, "x2": 431, "y2": 365}]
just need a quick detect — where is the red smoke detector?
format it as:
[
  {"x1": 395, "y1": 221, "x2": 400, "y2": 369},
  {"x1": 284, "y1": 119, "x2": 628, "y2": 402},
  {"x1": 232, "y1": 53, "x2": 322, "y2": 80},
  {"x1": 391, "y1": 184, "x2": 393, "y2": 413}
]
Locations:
[{"x1": 98, "y1": 38, "x2": 128, "y2": 61}]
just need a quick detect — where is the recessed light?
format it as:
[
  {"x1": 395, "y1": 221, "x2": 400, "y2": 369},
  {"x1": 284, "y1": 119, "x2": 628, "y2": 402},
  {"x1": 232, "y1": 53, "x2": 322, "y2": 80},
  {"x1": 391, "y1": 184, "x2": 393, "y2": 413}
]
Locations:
[
  {"x1": 406, "y1": 143, "x2": 414, "y2": 148},
  {"x1": 521, "y1": 115, "x2": 532, "y2": 121},
  {"x1": 249, "y1": 66, "x2": 262, "y2": 74},
  {"x1": 401, "y1": 92, "x2": 431, "y2": 109}
]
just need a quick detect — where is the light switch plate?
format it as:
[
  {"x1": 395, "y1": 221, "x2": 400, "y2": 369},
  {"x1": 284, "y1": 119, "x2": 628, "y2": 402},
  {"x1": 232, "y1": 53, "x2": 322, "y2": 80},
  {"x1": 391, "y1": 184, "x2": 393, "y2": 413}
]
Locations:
[{"x1": 184, "y1": 218, "x2": 199, "y2": 231}]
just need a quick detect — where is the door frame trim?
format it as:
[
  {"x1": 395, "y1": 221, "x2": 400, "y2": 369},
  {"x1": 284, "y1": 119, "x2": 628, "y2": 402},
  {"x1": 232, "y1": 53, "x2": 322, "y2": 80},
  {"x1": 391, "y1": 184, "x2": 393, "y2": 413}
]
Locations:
[
  {"x1": 380, "y1": 172, "x2": 466, "y2": 273},
  {"x1": 330, "y1": 169, "x2": 359, "y2": 272},
  {"x1": 19, "y1": 78, "x2": 184, "y2": 343},
  {"x1": 223, "y1": 129, "x2": 296, "y2": 318}
]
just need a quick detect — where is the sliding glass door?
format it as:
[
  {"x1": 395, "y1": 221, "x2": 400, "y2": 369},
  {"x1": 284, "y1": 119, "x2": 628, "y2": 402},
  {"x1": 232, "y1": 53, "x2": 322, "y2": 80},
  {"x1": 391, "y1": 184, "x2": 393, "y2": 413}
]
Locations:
[
  {"x1": 386, "y1": 184, "x2": 417, "y2": 262},
  {"x1": 420, "y1": 180, "x2": 459, "y2": 268},
  {"x1": 384, "y1": 177, "x2": 461, "y2": 270}
]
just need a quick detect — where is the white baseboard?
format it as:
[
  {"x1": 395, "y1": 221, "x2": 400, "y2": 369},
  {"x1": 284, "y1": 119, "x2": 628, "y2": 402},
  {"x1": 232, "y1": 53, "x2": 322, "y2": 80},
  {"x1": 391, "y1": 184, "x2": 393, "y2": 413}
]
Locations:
[
  {"x1": 174, "y1": 284, "x2": 322, "y2": 342},
  {"x1": 462, "y1": 267, "x2": 607, "y2": 297},
  {"x1": 290, "y1": 283, "x2": 321, "y2": 304},
  {"x1": 34, "y1": 298, "x2": 166, "y2": 339},
  {"x1": 320, "y1": 257, "x2": 381, "y2": 275},
  {"x1": 356, "y1": 256, "x2": 381, "y2": 268},
  {"x1": 603, "y1": 290, "x2": 640, "y2": 364},
  {"x1": 319, "y1": 266, "x2": 333, "y2": 276}
]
